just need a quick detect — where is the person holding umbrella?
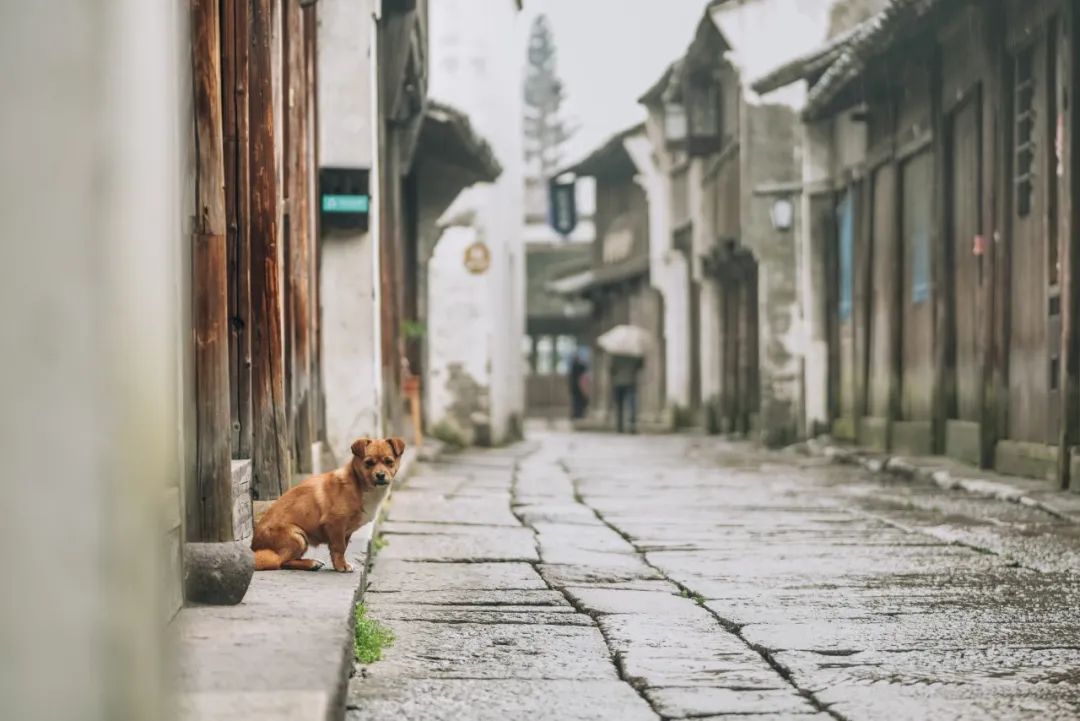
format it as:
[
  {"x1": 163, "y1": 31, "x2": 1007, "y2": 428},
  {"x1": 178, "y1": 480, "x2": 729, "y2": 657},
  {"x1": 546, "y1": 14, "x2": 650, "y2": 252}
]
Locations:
[
  {"x1": 596, "y1": 325, "x2": 650, "y2": 435},
  {"x1": 610, "y1": 354, "x2": 641, "y2": 434}
]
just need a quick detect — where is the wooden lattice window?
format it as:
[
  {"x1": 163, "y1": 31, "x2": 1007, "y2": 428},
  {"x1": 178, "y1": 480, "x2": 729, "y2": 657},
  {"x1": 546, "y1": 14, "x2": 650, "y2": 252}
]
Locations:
[{"x1": 1014, "y1": 45, "x2": 1035, "y2": 217}]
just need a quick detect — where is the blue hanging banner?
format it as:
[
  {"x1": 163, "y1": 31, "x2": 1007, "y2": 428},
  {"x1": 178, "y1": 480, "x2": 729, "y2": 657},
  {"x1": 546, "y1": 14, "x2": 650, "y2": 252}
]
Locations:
[{"x1": 548, "y1": 177, "x2": 578, "y2": 236}]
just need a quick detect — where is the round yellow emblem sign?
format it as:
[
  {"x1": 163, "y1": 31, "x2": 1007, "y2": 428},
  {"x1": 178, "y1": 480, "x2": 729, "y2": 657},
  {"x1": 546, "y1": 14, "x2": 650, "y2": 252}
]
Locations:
[{"x1": 463, "y1": 241, "x2": 491, "y2": 274}]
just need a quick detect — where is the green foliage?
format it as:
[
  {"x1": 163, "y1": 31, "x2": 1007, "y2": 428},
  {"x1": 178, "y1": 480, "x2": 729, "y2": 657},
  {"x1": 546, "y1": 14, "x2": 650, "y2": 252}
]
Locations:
[
  {"x1": 354, "y1": 603, "x2": 395, "y2": 664},
  {"x1": 402, "y1": 320, "x2": 426, "y2": 340},
  {"x1": 430, "y1": 419, "x2": 468, "y2": 449},
  {"x1": 672, "y1": 405, "x2": 696, "y2": 430},
  {"x1": 371, "y1": 534, "x2": 389, "y2": 556}
]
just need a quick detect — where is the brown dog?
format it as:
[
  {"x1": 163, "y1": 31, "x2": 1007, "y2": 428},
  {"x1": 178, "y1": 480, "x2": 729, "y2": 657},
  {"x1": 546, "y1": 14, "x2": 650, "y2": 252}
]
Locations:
[{"x1": 252, "y1": 437, "x2": 405, "y2": 572}]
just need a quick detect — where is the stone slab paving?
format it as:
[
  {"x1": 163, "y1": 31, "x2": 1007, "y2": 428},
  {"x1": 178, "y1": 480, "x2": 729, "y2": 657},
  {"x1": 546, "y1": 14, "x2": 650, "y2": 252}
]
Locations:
[
  {"x1": 349, "y1": 434, "x2": 1080, "y2": 720},
  {"x1": 347, "y1": 448, "x2": 658, "y2": 721}
]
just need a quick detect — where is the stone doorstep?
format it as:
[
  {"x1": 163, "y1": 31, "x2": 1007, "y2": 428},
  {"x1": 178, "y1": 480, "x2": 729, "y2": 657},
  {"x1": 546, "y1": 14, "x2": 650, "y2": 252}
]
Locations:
[
  {"x1": 175, "y1": 447, "x2": 418, "y2": 721},
  {"x1": 806, "y1": 437, "x2": 1080, "y2": 524}
]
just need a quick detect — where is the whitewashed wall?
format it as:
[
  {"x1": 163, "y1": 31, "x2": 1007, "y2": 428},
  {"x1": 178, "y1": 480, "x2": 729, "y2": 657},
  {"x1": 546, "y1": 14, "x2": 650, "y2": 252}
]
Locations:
[
  {"x1": 2, "y1": 1, "x2": 178, "y2": 718},
  {"x1": 426, "y1": 0, "x2": 527, "y2": 444},
  {"x1": 317, "y1": 0, "x2": 383, "y2": 460}
]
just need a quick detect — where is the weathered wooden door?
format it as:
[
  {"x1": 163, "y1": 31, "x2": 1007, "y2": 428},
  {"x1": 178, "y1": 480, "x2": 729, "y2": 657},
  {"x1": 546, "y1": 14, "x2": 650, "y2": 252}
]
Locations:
[
  {"x1": 900, "y1": 151, "x2": 935, "y2": 421},
  {"x1": 1007, "y1": 29, "x2": 1061, "y2": 444},
  {"x1": 868, "y1": 164, "x2": 898, "y2": 418},
  {"x1": 715, "y1": 253, "x2": 759, "y2": 433},
  {"x1": 948, "y1": 92, "x2": 984, "y2": 421},
  {"x1": 835, "y1": 190, "x2": 857, "y2": 419}
]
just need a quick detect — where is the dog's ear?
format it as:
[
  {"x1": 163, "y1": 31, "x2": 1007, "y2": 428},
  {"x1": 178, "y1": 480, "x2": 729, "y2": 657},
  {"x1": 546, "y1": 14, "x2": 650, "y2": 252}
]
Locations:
[
  {"x1": 387, "y1": 437, "x2": 406, "y2": 457},
  {"x1": 351, "y1": 437, "x2": 371, "y2": 458}
]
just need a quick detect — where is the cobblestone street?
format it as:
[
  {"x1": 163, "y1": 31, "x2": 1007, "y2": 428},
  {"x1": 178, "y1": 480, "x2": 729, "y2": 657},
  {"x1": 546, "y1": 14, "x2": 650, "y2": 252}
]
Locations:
[{"x1": 348, "y1": 432, "x2": 1080, "y2": 720}]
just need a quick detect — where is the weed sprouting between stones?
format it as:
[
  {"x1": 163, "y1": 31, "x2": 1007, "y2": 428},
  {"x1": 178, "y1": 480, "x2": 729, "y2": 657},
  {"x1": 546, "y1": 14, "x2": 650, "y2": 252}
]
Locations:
[{"x1": 354, "y1": 603, "x2": 394, "y2": 664}]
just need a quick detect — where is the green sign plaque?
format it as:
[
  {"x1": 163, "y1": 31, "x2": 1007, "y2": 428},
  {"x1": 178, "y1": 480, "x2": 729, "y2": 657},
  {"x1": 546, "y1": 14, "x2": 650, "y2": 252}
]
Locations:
[{"x1": 322, "y1": 194, "x2": 370, "y2": 213}]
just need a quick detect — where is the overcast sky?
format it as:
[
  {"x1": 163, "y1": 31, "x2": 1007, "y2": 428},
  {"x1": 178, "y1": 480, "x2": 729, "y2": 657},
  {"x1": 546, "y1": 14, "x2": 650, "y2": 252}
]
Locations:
[{"x1": 523, "y1": 0, "x2": 710, "y2": 164}]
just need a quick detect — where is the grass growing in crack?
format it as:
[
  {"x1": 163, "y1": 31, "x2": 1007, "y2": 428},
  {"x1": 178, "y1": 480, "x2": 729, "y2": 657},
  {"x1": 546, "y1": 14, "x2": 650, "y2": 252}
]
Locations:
[
  {"x1": 354, "y1": 603, "x2": 394, "y2": 664},
  {"x1": 371, "y1": 534, "x2": 389, "y2": 556},
  {"x1": 679, "y1": 588, "x2": 706, "y2": 605}
]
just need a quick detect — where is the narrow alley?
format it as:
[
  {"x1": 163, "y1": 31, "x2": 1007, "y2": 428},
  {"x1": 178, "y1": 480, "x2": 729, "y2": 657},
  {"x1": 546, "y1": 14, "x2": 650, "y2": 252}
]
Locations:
[{"x1": 350, "y1": 431, "x2": 1080, "y2": 721}]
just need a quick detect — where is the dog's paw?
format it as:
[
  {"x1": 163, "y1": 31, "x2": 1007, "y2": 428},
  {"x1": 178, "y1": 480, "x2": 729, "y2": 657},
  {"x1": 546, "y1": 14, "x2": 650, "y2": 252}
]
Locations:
[
  {"x1": 309, "y1": 560, "x2": 325, "y2": 572},
  {"x1": 334, "y1": 561, "x2": 354, "y2": 573}
]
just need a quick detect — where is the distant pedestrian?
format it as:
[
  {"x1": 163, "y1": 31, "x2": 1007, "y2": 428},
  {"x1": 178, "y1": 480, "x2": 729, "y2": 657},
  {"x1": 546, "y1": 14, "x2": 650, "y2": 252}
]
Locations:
[
  {"x1": 569, "y1": 351, "x2": 589, "y2": 419},
  {"x1": 610, "y1": 354, "x2": 642, "y2": 434}
]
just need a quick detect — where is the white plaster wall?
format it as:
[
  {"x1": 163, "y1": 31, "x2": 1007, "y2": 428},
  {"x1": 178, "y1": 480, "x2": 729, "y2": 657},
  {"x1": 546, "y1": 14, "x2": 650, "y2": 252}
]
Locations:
[
  {"x1": 799, "y1": 119, "x2": 834, "y2": 432},
  {"x1": 317, "y1": 0, "x2": 375, "y2": 169},
  {"x1": 317, "y1": 0, "x2": 382, "y2": 460},
  {"x1": 321, "y1": 235, "x2": 382, "y2": 460},
  {"x1": 426, "y1": 224, "x2": 492, "y2": 432},
  {"x1": 3, "y1": 1, "x2": 176, "y2": 717},
  {"x1": 710, "y1": 0, "x2": 835, "y2": 108},
  {"x1": 699, "y1": 279, "x2": 723, "y2": 402},
  {"x1": 427, "y1": 0, "x2": 526, "y2": 443},
  {"x1": 624, "y1": 133, "x2": 690, "y2": 409}
]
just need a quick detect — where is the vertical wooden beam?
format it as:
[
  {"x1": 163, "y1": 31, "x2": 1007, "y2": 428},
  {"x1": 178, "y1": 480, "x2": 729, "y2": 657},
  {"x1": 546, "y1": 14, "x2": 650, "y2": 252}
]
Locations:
[
  {"x1": 292, "y1": 0, "x2": 314, "y2": 471},
  {"x1": 930, "y1": 45, "x2": 950, "y2": 455},
  {"x1": 190, "y1": 0, "x2": 234, "y2": 541},
  {"x1": 222, "y1": 0, "x2": 239, "y2": 453},
  {"x1": 282, "y1": 0, "x2": 296, "y2": 468},
  {"x1": 281, "y1": 0, "x2": 316, "y2": 472},
  {"x1": 855, "y1": 176, "x2": 872, "y2": 430},
  {"x1": 249, "y1": 0, "x2": 290, "y2": 499},
  {"x1": 990, "y1": 1, "x2": 1013, "y2": 468},
  {"x1": 1058, "y1": 2, "x2": 1079, "y2": 489},
  {"x1": 303, "y1": 2, "x2": 325, "y2": 444},
  {"x1": 223, "y1": 0, "x2": 253, "y2": 459},
  {"x1": 379, "y1": 125, "x2": 402, "y2": 431},
  {"x1": 235, "y1": 0, "x2": 254, "y2": 458}
]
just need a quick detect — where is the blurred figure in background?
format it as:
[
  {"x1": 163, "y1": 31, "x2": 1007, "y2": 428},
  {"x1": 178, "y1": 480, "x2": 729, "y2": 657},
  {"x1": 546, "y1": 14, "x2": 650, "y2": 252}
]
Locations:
[
  {"x1": 569, "y1": 349, "x2": 589, "y2": 419},
  {"x1": 611, "y1": 355, "x2": 642, "y2": 434}
]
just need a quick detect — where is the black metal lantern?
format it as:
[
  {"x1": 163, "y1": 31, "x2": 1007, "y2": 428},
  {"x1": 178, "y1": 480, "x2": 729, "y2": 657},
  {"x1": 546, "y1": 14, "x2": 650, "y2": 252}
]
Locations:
[{"x1": 685, "y1": 71, "x2": 722, "y2": 156}]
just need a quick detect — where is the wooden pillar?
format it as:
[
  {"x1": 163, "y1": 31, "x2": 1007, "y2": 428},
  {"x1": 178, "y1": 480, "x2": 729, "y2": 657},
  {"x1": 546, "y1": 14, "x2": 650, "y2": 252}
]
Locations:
[
  {"x1": 854, "y1": 172, "x2": 872, "y2": 434},
  {"x1": 1058, "y1": 2, "x2": 1079, "y2": 489},
  {"x1": 283, "y1": 0, "x2": 314, "y2": 472},
  {"x1": 303, "y1": 2, "x2": 325, "y2": 444},
  {"x1": 249, "y1": 0, "x2": 290, "y2": 499},
  {"x1": 379, "y1": 135, "x2": 403, "y2": 430},
  {"x1": 988, "y1": 1, "x2": 1012, "y2": 468},
  {"x1": 930, "y1": 45, "x2": 951, "y2": 455},
  {"x1": 190, "y1": 0, "x2": 234, "y2": 541},
  {"x1": 223, "y1": 0, "x2": 253, "y2": 459}
]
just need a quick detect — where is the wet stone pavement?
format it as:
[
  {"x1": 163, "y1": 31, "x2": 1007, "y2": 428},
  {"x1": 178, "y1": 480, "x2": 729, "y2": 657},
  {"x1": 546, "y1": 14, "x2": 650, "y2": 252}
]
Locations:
[{"x1": 346, "y1": 432, "x2": 1080, "y2": 720}]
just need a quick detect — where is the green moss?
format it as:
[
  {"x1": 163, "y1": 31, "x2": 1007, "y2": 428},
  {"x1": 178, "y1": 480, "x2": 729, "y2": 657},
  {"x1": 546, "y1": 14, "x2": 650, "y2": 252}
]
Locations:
[
  {"x1": 371, "y1": 534, "x2": 389, "y2": 556},
  {"x1": 354, "y1": 603, "x2": 394, "y2": 664}
]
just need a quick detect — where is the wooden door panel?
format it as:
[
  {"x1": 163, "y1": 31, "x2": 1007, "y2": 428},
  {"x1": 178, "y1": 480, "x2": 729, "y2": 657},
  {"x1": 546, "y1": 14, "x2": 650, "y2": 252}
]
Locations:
[
  {"x1": 1007, "y1": 32, "x2": 1052, "y2": 443},
  {"x1": 901, "y1": 151, "x2": 935, "y2": 420},
  {"x1": 950, "y1": 96, "x2": 983, "y2": 421}
]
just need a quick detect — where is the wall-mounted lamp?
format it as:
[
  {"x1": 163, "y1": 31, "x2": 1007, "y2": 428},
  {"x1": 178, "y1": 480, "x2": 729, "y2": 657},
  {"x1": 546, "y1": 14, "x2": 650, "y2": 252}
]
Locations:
[{"x1": 770, "y1": 197, "x2": 794, "y2": 232}]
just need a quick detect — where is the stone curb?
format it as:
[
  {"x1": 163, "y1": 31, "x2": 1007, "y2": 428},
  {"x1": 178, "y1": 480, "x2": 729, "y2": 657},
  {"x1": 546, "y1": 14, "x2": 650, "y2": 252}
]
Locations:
[{"x1": 804, "y1": 437, "x2": 1078, "y2": 524}]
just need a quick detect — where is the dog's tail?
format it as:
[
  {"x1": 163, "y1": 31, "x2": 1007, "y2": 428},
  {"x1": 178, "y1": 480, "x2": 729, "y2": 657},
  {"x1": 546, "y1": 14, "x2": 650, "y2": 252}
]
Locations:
[{"x1": 253, "y1": 549, "x2": 281, "y2": 571}]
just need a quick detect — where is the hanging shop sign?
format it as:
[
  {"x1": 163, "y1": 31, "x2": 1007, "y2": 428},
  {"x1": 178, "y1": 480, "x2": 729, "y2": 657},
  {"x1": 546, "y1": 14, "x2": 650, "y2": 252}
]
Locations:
[
  {"x1": 548, "y1": 176, "x2": 578, "y2": 236},
  {"x1": 319, "y1": 167, "x2": 370, "y2": 232}
]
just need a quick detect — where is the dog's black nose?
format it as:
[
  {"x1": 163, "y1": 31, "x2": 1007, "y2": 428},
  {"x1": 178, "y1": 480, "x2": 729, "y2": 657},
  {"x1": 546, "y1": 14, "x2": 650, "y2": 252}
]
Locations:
[{"x1": 375, "y1": 472, "x2": 388, "y2": 484}]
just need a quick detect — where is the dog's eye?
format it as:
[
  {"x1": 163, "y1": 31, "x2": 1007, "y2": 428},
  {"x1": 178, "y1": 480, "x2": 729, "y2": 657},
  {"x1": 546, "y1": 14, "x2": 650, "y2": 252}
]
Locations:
[
  {"x1": 365, "y1": 459, "x2": 376, "y2": 467},
  {"x1": 384, "y1": 458, "x2": 393, "y2": 465}
]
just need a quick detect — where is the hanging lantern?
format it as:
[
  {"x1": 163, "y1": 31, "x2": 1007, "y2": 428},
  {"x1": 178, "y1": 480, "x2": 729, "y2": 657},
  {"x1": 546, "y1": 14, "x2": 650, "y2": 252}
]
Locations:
[
  {"x1": 663, "y1": 101, "x2": 688, "y2": 149},
  {"x1": 685, "y1": 71, "x2": 722, "y2": 156}
]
